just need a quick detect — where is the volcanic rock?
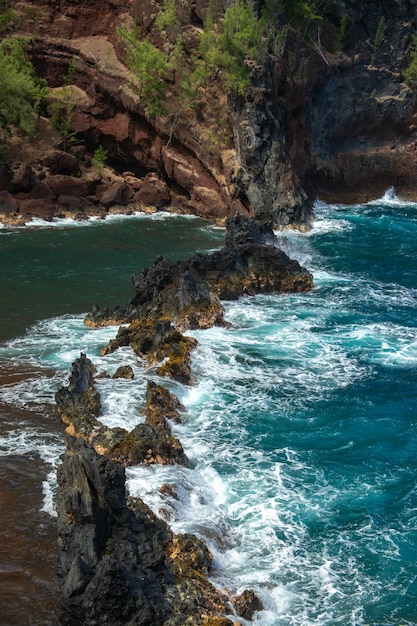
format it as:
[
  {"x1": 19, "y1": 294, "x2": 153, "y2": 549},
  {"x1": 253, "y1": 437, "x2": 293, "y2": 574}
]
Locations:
[{"x1": 56, "y1": 353, "x2": 188, "y2": 465}]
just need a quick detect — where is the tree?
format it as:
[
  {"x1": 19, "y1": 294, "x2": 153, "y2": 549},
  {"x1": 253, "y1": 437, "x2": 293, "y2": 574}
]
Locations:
[
  {"x1": 0, "y1": 37, "x2": 46, "y2": 137},
  {"x1": 117, "y1": 25, "x2": 171, "y2": 117}
]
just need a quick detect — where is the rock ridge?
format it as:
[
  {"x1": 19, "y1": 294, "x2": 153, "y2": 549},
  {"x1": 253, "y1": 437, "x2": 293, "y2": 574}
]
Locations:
[{"x1": 56, "y1": 214, "x2": 312, "y2": 623}]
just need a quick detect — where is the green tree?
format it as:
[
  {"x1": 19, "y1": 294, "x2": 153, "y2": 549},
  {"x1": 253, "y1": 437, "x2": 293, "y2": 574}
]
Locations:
[
  {"x1": 155, "y1": 0, "x2": 180, "y2": 38},
  {"x1": 198, "y1": 0, "x2": 264, "y2": 96},
  {"x1": 117, "y1": 25, "x2": 171, "y2": 117},
  {"x1": 92, "y1": 145, "x2": 108, "y2": 174},
  {"x1": 403, "y1": 35, "x2": 417, "y2": 88},
  {"x1": 0, "y1": 37, "x2": 46, "y2": 137}
]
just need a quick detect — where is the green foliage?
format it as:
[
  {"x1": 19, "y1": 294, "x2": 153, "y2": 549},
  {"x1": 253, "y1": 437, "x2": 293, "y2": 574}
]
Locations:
[
  {"x1": 92, "y1": 145, "x2": 108, "y2": 174},
  {"x1": 199, "y1": 0, "x2": 264, "y2": 96},
  {"x1": 0, "y1": 37, "x2": 46, "y2": 136},
  {"x1": 117, "y1": 25, "x2": 171, "y2": 117},
  {"x1": 403, "y1": 35, "x2": 417, "y2": 88},
  {"x1": 49, "y1": 93, "x2": 78, "y2": 147},
  {"x1": 333, "y1": 13, "x2": 347, "y2": 53},
  {"x1": 155, "y1": 0, "x2": 180, "y2": 37},
  {"x1": 284, "y1": 0, "x2": 324, "y2": 31},
  {"x1": 49, "y1": 59, "x2": 80, "y2": 148},
  {"x1": 371, "y1": 15, "x2": 385, "y2": 65}
]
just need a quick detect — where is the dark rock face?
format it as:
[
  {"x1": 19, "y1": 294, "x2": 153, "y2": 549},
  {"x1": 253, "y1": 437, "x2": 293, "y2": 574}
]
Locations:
[
  {"x1": 56, "y1": 376, "x2": 246, "y2": 624},
  {"x1": 57, "y1": 434, "x2": 173, "y2": 626}
]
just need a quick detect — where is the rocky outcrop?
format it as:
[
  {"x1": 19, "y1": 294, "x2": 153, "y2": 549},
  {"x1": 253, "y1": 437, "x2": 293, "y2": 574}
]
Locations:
[
  {"x1": 85, "y1": 214, "x2": 312, "y2": 384},
  {"x1": 56, "y1": 353, "x2": 188, "y2": 466},
  {"x1": 57, "y1": 434, "x2": 236, "y2": 625},
  {"x1": 55, "y1": 347, "x2": 264, "y2": 624}
]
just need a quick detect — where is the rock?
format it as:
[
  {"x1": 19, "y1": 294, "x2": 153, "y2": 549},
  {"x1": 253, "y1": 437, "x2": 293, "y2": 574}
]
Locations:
[
  {"x1": 56, "y1": 354, "x2": 188, "y2": 465},
  {"x1": 225, "y1": 212, "x2": 278, "y2": 247},
  {"x1": 144, "y1": 380, "x2": 183, "y2": 428},
  {"x1": 18, "y1": 198, "x2": 56, "y2": 220},
  {"x1": 56, "y1": 434, "x2": 233, "y2": 624},
  {"x1": 57, "y1": 194, "x2": 82, "y2": 211},
  {"x1": 56, "y1": 435, "x2": 173, "y2": 626},
  {"x1": 55, "y1": 353, "x2": 102, "y2": 439},
  {"x1": 102, "y1": 318, "x2": 197, "y2": 385},
  {"x1": 99, "y1": 182, "x2": 133, "y2": 207},
  {"x1": 11, "y1": 163, "x2": 35, "y2": 190},
  {"x1": 41, "y1": 150, "x2": 81, "y2": 175},
  {"x1": 133, "y1": 172, "x2": 170, "y2": 207},
  {"x1": 231, "y1": 589, "x2": 263, "y2": 620},
  {"x1": 29, "y1": 183, "x2": 56, "y2": 200},
  {"x1": 0, "y1": 166, "x2": 12, "y2": 192},
  {"x1": 0, "y1": 190, "x2": 19, "y2": 214},
  {"x1": 112, "y1": 364, "x2": 134, "y2": 379},
  {"x1": 86, "y1": 215, "x2": 312, "y2": 384},
  {"x1": 46, "y1": 174, "x2": 89, "y2": 198},
  {"x1": 91, "y1": 422, "x2": 188, "y2": 466}
]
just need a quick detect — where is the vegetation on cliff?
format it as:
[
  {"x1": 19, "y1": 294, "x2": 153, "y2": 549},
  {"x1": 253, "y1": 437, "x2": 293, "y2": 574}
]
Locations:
[{"x1": 0, "y1": 37, "x2": 46, "y2": 146}]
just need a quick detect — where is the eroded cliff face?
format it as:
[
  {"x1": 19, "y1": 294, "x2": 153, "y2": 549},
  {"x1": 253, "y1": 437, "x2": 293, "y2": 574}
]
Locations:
[
  {"x1": 2, "y1": 0, "x2": 417, "y2": 227},
  {"x1": 304, "y1": 0, "x2": 417, "y2": 203}
]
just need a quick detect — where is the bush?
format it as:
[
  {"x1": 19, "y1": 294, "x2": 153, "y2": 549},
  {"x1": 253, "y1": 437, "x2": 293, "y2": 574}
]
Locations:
[
  {"x1": 0, "y1": 37, "x2": 46, "y2": 136},
  {"x1": 117, "y1": 25, "x2": 171, "y2": 117},
  {"x1": 403, "y1": 36, "x2": 417, "y2": 88}
]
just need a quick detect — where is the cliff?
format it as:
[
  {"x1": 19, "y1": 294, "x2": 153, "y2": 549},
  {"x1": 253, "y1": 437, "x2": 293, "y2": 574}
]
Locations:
[{"x1": 1, "y1": 0, "x2": 417, "y2": 227}]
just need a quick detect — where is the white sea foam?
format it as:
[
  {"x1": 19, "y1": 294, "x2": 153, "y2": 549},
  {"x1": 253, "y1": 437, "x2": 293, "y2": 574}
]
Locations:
[{"x1": 6, "y1": 209, "x2": 202, "y2": 230}]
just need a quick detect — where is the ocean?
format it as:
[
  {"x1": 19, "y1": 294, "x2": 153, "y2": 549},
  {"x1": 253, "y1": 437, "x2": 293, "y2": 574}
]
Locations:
[{"x1": 0, "y1": 193, "x2": 416, "y2": 625}]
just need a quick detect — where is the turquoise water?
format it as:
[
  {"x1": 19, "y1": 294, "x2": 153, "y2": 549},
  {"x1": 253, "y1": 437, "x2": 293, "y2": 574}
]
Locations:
[{"x1": 1, "y1": 199, "x2": 417, "y2": 624}]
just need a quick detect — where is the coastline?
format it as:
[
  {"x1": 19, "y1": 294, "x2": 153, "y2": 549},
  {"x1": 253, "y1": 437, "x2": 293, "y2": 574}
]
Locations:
[{"x1": 54, "y1": 215, "x2": 313, "y2": 624}]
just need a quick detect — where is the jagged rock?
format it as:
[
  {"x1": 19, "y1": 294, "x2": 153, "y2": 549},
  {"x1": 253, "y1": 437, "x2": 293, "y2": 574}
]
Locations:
[
  {"x1": 144, "y1": 380, "x2": 183, "y2": 428},
  {"x1": 56, "y1": 354, "x2": 188, "y2": 465},
  {"x1": 87, "y1": 215, "x2": 312, "y2": 383},
  {"x1": 102, "y1": 318, "x2": 197, "y2": 385},
  {"x1": 231, "y1": 589, "x2": 263, "y2": 620},
  {"x1": 91, "y1": 423, "x2": 188, "y2": 466},
  {"x1": 57, "y1": 435, "x2": 234, "y2": 625},
  {"x1": 112, "y1": 364, "x2": 134, "y2": 379},
  {"x1": 225, "y1": 212, "x2": 278, "y2": 247},
  {"x1": 56, "y1": 435, "x2": 173, "y2": 626}
]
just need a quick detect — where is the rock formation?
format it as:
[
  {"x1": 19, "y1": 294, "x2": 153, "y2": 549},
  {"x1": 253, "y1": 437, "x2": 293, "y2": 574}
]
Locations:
[
  {"x1": 3, "y1": 0, "x2": 417, "y2": 227},
  {"x1": 55, "y1": 214, "x2": 314, "y2": 623},
  {"x1": 85, "y1": 213, "x2": 313, "y2": 384},
  {"x1": 56, "y1": 353, "x2": 188, "y2": 465},
  {"x1": 57, "y1": 433, "x2": 236, "y2": 626}
]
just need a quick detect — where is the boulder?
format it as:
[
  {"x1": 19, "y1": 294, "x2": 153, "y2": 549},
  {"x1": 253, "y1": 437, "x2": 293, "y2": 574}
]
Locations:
[
  {"x1": 18, "y1": 198, "x2": 56, "y2": 220},
  {"x1": 41, "y1": 150, "x2": 81, "y2": 175},
  {"x1": 29, "y1": 183, "x2": 56, "y2": 200},
  {"x1": 46, "y1": 174, "x2": 89, "y2": 198},
  {"x1": 112, "y1": 364, "x2": 134, "y2": 379},
  {"x1": 99, "y1": 182, "x2": 133, "y2": 207},
  {"x1": 231, "y1": 589, "x2": 263, "y2": 620},
  {"x1": 0, "y1": 190, "x2": 19, "y2": 214},
  {"x1": 133, "y1": 172, "x2": 170, "y2": 207}
]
